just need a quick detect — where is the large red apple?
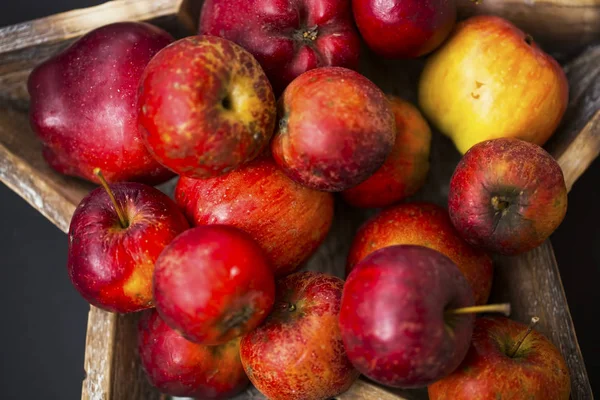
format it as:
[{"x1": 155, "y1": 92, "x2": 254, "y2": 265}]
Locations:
[
  {"x1": 428, "y1": 316, "x2": 571, "y2": 399},
  {"x1": 347, "y1": 203, "x2": 493, "y2": 305},
  {"x1": 271, "y1": 67, "x2": 396, "y2": 192},
  {"x1": 138, "y1": 310, "x2": 249, "y2": 399},
  {"x1": 448, "y1": 138, "x2": 568, "y2": 255},
  {"x1": 340, "y1": 245, "x2": 475, "y2": 388},
  {"x1": 67, "y1": 171, "x2": 189, "y2": 313},
  {"x1": 175, "y1": 156, "x2": 334, "y2": 277},
  {"x1": 199, "y1": 0, "x2": 361, "y2": 95},
  {"x1": 28, "y1": 22, "x2": 174, "y2": 185},
  {"x1": 240, "y1": 271, "x2": 359, "y2": 400},
  {"x1": 153, "y1": 225, "x2": 275, "y2": 345},
  {"x1": 138, "y1": 35, "x2": 276, "y2": 179},
  {"x1": 352, "y1": 0, "x2": 456, "y2": 59}
]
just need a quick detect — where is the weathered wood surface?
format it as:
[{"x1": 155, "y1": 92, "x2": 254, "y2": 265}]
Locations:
[
  {"x1": 0, "y1": 0, "x2": 597, "y2": 399},
  {"x1": 457, "y1": 0, "x2": 600, "y2": 59}
]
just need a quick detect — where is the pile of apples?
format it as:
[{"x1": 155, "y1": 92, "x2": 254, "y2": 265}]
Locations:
[{"x1": 28, "y1": 0, "x2": 574, "y2": 399}]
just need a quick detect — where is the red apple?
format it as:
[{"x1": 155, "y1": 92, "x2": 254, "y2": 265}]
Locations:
[
  {"x1": 342, "y1": 96, "x2": 432, "y2": 208},
  {"x1": 352, "y1": 0, "x2": 456, "y2": 58},
  {"x1": 138, "y1": 309, "x2": 249, "y2": 399},
  {"x1": 428, "y1": 316, "x2": 571, "y2": 399},
  {"x1": 67, "y1": 171, "x2": 189, "y2": 313},
  {"x1": 199, "y1": 0, "x2": 361, "y2": 95},
  {"x1": 340, "y1": 245, "x2": 475, "y2": 388},
  {"x1": 138, "y1": 35, "x2": 276, "y2": 179},
  {"x1": 153, "y1": 225, "x2": 275, "y2": 345},
  {"x1": 28, "y1": 22, "x2": 174, "y2": 185},
  {"x1": 240, "y1": 271, "x2": 359, "y2": 400},
  {"x1": 175, "y1": 156, "x2": 334, "y2": 277},
  {"x1": 272, "y1": 67, "x2": 396, "y2": 192},
  {"x1": 347, "y1": 203, "x2": 493, "y2": 305},
  {"x1": 448, "y1": 138, "x2": 568, "y2": 255}
]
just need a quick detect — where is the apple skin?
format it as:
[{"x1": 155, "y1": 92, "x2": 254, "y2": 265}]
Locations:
[
  {"x1": 342, "y1": 96, "x2": 432, "y2": 208},
  {"x1": 428, "y1": 316, "x2": 571, "y2": 400},
  {"x1": 352, "y1": 0, "x2": 456, "y2": 59},
  {"x1": 175, "y1": 156, "x2": 334, "y2": 277},
  {"x1": 153, "y1": 225, "x2": 275, "y2": 345},
  {"x1": 240, "y1": 271, "x2": 360, "y2": 400},
  {"x1": 67, "y1": 183, "x2": 189, "y2": 313},
  {"x1": 340, "y1": 245, "x2": 475, "y2": 388},
  {"x1": 419, "y1": 15, "x2": 569, "y2": 154},
  {"x1": 28, "y1": 22, "x2": 175, "y2": 185},
  {"x1": 347, "y1": 203, "x2": 493, "y2": 305},
  {"x1": 138, "y1": 310, "x2": 249, "y2": 399},
  {"x1": 448, "y1": 138, "x2": 568, "y2": 255},
  {"x1": 199, "y1": 0, "x2": 361, "y2": 95},
  {"x1": 138, "y1": 35, "x2": 276, "y2": 179},
  {"x1": 272, "y1": 67, "x2": 396, "y2": 192}
]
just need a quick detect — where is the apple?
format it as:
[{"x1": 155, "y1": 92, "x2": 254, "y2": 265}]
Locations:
[
  {"x1": 428, "y1": 316, "x2": 571, "y2": 399},
  {"x1": 199, "y1": 0, "x2": 361, "y2": 95},
  {"x1": 448, "y1": 138, "x2": 568, "y2": 255},
  {"x1": 28, "y1": 22, "x2": 174, "y2": 185},
  {"x1": 175, "y1": 156, "x2": 334, "y2": 277},
  {"x1": 67, "y1": 169, "x2": 189, "y2": 313},
  {"x1": 153, "y1": 225, "x2": 275, "y2": 345},
  {"x1": 342, "y1": 96, "x2": 432, "y2": 208},
  {"x1": 352, "y1": 0, "x2": 456, "y2": 59},
  {"x1": 347, "y1": 203, "x2": 493, "y2": 305},
  {"x1": 240, "y1": 271, "x2": 359, "y2": 400},
  {"x1": 138, "y1": 35, "x2": 276, "y2": 179},
  {"x1": 138, "y1": 309, "x2": 249, "y2": 399},
  {"x1": 419, "y1": 15, "x2": 569, "y2": 154},
  {"x1": 271, "y1": 67, "x2": 396, "y2": 192},
  {"x1": 340, "y1": 245, "x2": 476, "y2": 388}
]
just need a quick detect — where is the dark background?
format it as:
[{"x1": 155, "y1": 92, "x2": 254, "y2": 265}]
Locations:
[{"x1": 0, "y1": 1, "x2": 598, "y2": 399}]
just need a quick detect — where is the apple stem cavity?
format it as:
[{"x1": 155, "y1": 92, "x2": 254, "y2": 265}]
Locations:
[
  {"x1": 93, "y1": 168, "x2": 128, "y2": 228},
  {"x1": 508, "y1": 316, "x2": 540, "y2": 358},
  {"x1": 525, "y1": 34, "x2": 534, "y2": 46},
  {"x1": 446, "y1": 303, "x2": 511, "y2": 317}
]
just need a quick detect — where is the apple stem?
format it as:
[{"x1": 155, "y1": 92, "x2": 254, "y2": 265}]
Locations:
[
  {"x1": 508, "y1": 317, "x2": 540, "y2": 357},
  {"x1": 446, "y1": 303, "x2": 511, "y2": 316},
  {"x1": 93, "y1": 168, "x2": 128, "y2": 228}
]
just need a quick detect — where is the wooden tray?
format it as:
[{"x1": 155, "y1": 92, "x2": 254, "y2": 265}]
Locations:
[{"x1": 0, "y1": 1, "x2": 598, "y2": 399}]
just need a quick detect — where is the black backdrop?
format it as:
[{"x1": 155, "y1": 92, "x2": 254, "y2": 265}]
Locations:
[{"x1": 0, "y1": 1, "x2": 598, "y2": 398}]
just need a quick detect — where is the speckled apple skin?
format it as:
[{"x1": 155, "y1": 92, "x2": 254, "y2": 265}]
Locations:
[
  {"x1": 271, "y1": 67, "x2": 396, "y2": 192},
  {"x1": 347, "y1": 203, "x2": 493, "y2": 305},
  {"x1": 138, "y1": 35, "x2": 276, "y2": 179},
  {"x1": 448, "y1": 138, "x2": 568, "y2": 255},
  {"x1": 175, "y1": 156, "x2": 334, "y2": 277},
  {"x1": 67, "y1": 183, "x2": 189, "y2": 313},
  {"x1": 138, "y1": 310, "x2": 249, "y2": 399},
  {"x1": 240, "y1": 271, "x2": 359, "y2": 400},
  {"x1": 428, "y1": 316, "x2": 571, "y2": 400},
  {"x1": 340, "y1": 245, "x2": 475, "y2": 388},
  {"x1": 28, "y1": 22, "x2": 175, "y2": 185}
]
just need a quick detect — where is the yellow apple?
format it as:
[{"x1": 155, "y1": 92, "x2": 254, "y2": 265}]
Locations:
[{"x1": 418, "y1": 15, "x2": 569, "y2": 154}]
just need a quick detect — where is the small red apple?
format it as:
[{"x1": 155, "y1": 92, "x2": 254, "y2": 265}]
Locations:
[
  {"x1": 138, "y1": 310, "x2": 249, "y2": 399},
  {"x1": 272, "y1": 67, "x2": 396, "y2": 192},
  {"x1": 448, "y1": 138, "x2": 568, "y2": 255},
  {"x1": 428, "y1": 316, "x2": 571, "y2": 400},
  {"x1": 352, "y1": 0, "x2": 456, "y2": 58},
  {"x1": 342, "y1": 96, "x2": 432, "y2": 208},
  {"x1": 240, "y1": 271, "x2": 359, "y2": 400},
  {"x1": 28, "y1": 22, "x2": 174, "y2": 185},
  {"x1": 153, "y1": 225, "x2": 275, "y2": 345},
  {"x1": 347, "y1": 203, "x2": 493, "y2": 305},
  {"x1": 199, "y1": 0, "x2": 361, "y2": 95},
  {"x1": 175, "y1": 156, "x2": 334, "y2": 277},
  {"x1": 138, "y1": 35, "x2": 276, "y2": 179},
  {"x1": 67, "y1": 170, "x2": 189, "y2": 313},
  {"x1": 340, "y1": 245, "x2": 475, "y2": 388}
]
